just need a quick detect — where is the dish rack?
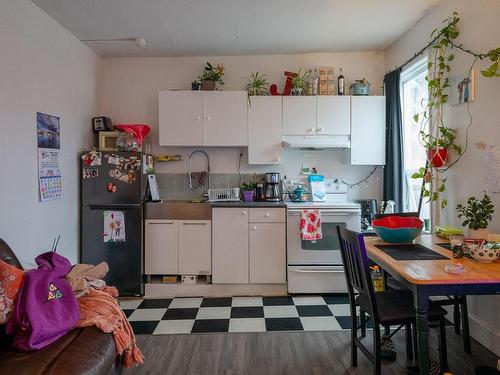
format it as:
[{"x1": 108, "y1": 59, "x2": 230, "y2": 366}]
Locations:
[{"x1": 207, "y1": 188, "x2": 240, "y2": 202}]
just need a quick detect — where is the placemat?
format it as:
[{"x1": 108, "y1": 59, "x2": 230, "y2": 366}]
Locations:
[
  {"x1": 375, "y1": 244, "x2": 450, "y2": 261},
  {"x1": 436, "y1": 243, "x2": 452, "y2": 251}
]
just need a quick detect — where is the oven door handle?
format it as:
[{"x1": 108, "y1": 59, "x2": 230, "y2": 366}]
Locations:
[{"x1": 288, "y1": 266, "x2": 344, "y2": 273}]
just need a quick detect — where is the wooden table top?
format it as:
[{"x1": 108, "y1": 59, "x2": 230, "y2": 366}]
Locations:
[{"x1": 364, "y1": 234, "x2": 500, "y2": 285}]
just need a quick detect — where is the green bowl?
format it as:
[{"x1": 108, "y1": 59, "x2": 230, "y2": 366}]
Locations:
[{"x1": 372, "y1": 225, "x2": 422, "y2": 243}]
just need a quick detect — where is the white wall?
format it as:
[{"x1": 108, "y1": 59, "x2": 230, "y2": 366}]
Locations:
[
  {"x1": 98, "y1": 52, "x2": 386, "y2": 201},
  {"x1": 387, "y1": 0, "x2": 500, "y2": 355},
  {"x1": 0, "y1": 0, "x2": 99, "y2": 265}
]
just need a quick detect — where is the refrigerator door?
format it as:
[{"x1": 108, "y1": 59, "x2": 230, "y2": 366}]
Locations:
[
  {"x1": 81, "y1": 151, "x2": 146, "y2": 205},
  {"x1": 81, "y1": 204, "x2": 143, "y2": 296}
]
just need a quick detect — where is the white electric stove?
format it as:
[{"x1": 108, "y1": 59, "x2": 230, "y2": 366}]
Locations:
[{"x1": 284, "y1": 178, "x2": 361, "y2": 294}]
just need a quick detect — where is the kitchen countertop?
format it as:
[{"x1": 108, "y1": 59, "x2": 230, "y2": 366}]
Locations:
[{"x1": 209, "y1": 201, "x2": 286, "y2": 208}]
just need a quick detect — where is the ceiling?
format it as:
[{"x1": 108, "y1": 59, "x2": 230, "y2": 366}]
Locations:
[{"x1": 32, "y1": 0, "x2": 440, "y2": 57}]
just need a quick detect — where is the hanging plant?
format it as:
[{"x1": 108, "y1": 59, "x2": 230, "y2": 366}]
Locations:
[{"x1": 411, "y1": 12, "x2": 500, "y2": 208}]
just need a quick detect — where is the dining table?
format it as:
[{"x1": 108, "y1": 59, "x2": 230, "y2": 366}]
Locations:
[{"x1": 363, "y1": 233, "x2": 500, "y2": 375}]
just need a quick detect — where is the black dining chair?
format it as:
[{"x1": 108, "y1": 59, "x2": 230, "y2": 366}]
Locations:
[
  {"x1": 373, "y1": 212, "x2": 471, "y2": 354},
  {"x1": 337, "y1": 226, "x2": 449, "y2": 375}
]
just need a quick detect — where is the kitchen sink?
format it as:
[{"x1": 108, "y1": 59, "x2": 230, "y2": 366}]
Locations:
[{"x1": 145, "y1": 200, "x2": 212, "y2": 220}]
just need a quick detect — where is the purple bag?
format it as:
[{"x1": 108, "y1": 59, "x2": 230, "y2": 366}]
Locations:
[{"x1": 6, "y1": 251, "x2": 79, "y2": 351}]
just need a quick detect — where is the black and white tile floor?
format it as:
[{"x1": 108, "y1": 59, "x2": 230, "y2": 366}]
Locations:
[{"x1": 120, "y1": 294, "x2": 371, "y2": 335}]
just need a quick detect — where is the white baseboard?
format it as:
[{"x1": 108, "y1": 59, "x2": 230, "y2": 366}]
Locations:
[{"x1": 468, "y1": 312, "x2": 500, "y2": 357}]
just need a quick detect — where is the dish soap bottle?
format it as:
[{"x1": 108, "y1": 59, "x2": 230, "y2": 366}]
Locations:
[
  {"x1": 370, "y1": 266, "x2": 385, "y2": 292},
  {"x1": 337, "y1": 68, "x2": 345, "y2": 96}
]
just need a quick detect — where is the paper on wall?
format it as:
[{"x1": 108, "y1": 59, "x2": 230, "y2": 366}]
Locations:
[
  {"x1": 103, "y1": 211, "x2": 126, "y2": 243},
  {"x1": 482, "y1": 144, "x2": 500, "y2": 193},
  {"x1": 38, "y1": 149, "x2": 63, "y2": 202}
]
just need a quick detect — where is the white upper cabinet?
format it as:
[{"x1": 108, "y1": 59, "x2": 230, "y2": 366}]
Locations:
[
  {"x1": 316, "y1": 96, "x2": 351, "y2": 135},
  {"x1": 204, "y1": 91, "x2": 248, "y2": 146},
  {"x1": 248, "y1": 96, "x2": 283, "y2": 164},
  {"x1": 159, "y1": 91, "x2": 204, "y2": 146},
  {"x1": 283, "y1": 96, "x2": 316, "y2": 135},
  {"x1": 158, "y1": 91, "x2": 247, "y2": 147},
  {"x1": 350, "y1": 96, "x2": 386, "y2": 165}
]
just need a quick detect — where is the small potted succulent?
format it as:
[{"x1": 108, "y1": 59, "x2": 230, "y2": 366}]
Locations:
[
  {"x1": 241, "y1": 182, "x2": 256, "y2": 202},
  {"x1": 198, "y1": 62, "x2": 225, "y2": 91},
  {"x1": 456, "y1": 194, "x2": 495, "y2": 239},
  {"x1": 291, "y1": 68, "x2": 310, "y2": 96}
]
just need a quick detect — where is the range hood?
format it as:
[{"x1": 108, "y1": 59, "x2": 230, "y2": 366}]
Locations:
[{"x1": 282, "y1": 135, "x2": 350, "y2": 149}]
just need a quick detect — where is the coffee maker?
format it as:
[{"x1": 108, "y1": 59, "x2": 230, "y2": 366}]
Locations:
[
  {"x1": 264, "y1": 172, "x2": 281, "y2": 201},
  {"x1": 355, "y1": 199, "x2": 378, "y2": 230}
]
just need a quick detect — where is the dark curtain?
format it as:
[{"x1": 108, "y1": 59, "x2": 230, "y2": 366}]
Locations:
[{"x1": 383, "y1": 69, "x2": 404, "y2": 212}]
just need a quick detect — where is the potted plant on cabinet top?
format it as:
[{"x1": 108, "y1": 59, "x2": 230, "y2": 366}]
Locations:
[
  {"x1": 199, "y1": 62, "x2": 225, "y2": 91},
  {"x1": 245, "y1": 72, "x2": 269, "y2": 96},
  {"x1": 456, "y1": 194, "x2": 494, "y2": 239},
  {"x1": 241, "y1": 182, "x2": 256, "y2": 202},
  {"x1": 291, "y1": 68, "x2": 310, "y2": 96}
]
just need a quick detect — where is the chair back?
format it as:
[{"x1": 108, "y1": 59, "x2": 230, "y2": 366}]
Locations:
[
  {"x1": 337, "y1": 226, "x2": 379, "y2": 321},
  {"x1": 374, "y1": 212, "x2": 418, "y2": 220},
  {"x1": 0, "y1": 238, "x2": 23, "y2": 270}
]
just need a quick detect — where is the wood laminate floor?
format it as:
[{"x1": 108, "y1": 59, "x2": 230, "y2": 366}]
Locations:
[{"x1": 124, "y1": 328, "x2": 498, "y2": 375}]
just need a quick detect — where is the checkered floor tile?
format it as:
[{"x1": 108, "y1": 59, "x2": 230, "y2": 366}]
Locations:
[{"x1": 121, "y1": 294, "x2": 361, "y2": 335}]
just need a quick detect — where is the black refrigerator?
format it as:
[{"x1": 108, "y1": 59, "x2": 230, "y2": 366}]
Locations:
[{"x1": 80, "y1": 151, "x2": 146, "y2": 296}]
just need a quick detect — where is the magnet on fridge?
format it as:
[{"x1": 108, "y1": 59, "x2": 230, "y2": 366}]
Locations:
[
  {"x1": 90, "y1": 168, "x2": 99, "y2": 178},
  {"x1": 106, "y1": 182, "x2": 117, "y2": 193}
]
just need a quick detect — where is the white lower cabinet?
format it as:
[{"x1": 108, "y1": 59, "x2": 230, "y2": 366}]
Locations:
[
  {"x1": 179, "y1": 220, "x2": 211, "y2": 275},
  {"x1": 145, "y1": 220, "x2": 178, "y2": 275},
  {"x1": 212, "y1": 207, "x2": 286, "y2": 284},
  {"x1": 249, "y1": 223, "x2": 286, "y2": 283},
  {"x1": 145, "y1": 219, "x2": 211, "y2": 276},
  {"x1": 212, "y1": 208, "x2": 249, "y2": 283}
]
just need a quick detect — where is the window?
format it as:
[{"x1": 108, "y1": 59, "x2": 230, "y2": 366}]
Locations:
[{"x1": 401, "y1": 58, "x2": 430, "y2": 223}]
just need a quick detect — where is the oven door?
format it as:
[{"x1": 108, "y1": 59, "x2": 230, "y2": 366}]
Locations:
[{"x1": 287, "y1": 209, "x2": 361, "y2": 266}]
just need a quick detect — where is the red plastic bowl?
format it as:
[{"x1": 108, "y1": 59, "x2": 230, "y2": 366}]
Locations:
[
  {"x1": 372, "y1": 216, "x2": 423, "y2": 229},
  {"x1": 114, "y1": 124, "x2": 150, "y2": 145}
]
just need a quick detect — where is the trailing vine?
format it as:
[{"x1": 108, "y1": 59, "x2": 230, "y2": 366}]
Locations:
[{"x1": 410, "y1": 12, "x2": 500, "y2": 208}]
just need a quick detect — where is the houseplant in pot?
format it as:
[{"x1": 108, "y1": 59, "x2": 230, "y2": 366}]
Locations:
[
  {"x1": 198, "y1": 62, "x2": 224, "y2": 91},
  {"x1": 421, "y1": 126, "x2": 459, "y2": 168},
  {"x1": 241, "y1": 182, "x2": 256, "y2": 202},
  {"x1": 245, "y1": 72, "x2": 269, "y2": 96},
  {"x1": 291, "y1": 68, "x2": 310, "y2": 96},
  {"x1": 456, "y1": 194, "x2": 494, "y2": 239}
]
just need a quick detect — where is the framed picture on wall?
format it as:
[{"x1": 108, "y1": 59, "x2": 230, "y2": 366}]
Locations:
[
  {"x1": 448, "y1": 68, "x2": 475, "y2": 105},
  {"x1": 37, "y1": 112, "x2": 60, "y2": 149}
]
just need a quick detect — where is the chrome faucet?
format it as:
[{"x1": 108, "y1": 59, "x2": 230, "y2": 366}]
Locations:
[{"x1": 188, "y1": 149, "x2": 211, "y2": 198}]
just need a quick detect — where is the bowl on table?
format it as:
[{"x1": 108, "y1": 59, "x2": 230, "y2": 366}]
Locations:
[
  {"x1": 372, "y1": 216, "x2": 424, "y2": 243},
  {"x1": 469, "y1": 242, "x2": 500, "y2": 263}
]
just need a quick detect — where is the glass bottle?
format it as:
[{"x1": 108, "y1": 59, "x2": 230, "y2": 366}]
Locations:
[{"x1": 337, "y1": 67, "x2": 345, "y2": 96}]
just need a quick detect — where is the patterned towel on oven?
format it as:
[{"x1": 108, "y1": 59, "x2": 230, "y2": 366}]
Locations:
[{"x1": 300, "y1": 210, "x2": 322, "y2": 241}]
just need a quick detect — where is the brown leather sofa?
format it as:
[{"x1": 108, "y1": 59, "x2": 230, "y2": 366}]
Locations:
[{"x1": 0, "y1": 238, "x2": 122, "y2": 375}]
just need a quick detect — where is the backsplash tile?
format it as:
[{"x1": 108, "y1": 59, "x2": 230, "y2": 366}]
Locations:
[{"x1": 156, "y1": 173, "x2": 265, "y2": 200}]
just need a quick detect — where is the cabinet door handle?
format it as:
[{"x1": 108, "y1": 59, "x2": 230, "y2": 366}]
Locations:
[
  {"x1": 307, "y1": 128, "x2": 315, "y2": 132},
  {"x1": 317, "y1": 127, "x2": 324, "y2": 132},
  {"x1": 196, "y1": 115, "x2": 201, "y2": 120},
  {"x1": 241, "y1": 210, "x2": 247, "y2": 215},
  {"x1": 251, "y1": 226, "x2": 257, "y2": 231},
  {"x1": 264, "y1": 213, "x2": 271, "y2": 218},
  {"x1": 148, "y1": 222, "x2": 175, "y2": 225},
  {"x1": 274, "y1": 157, "x2": 281, "y2": 162},
  {"x1": 206, "y1": 115, "x2": 211, "y2": 120},
  {"x1": 182, "y1": 222, "x2": 207, "y2": 226}
]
